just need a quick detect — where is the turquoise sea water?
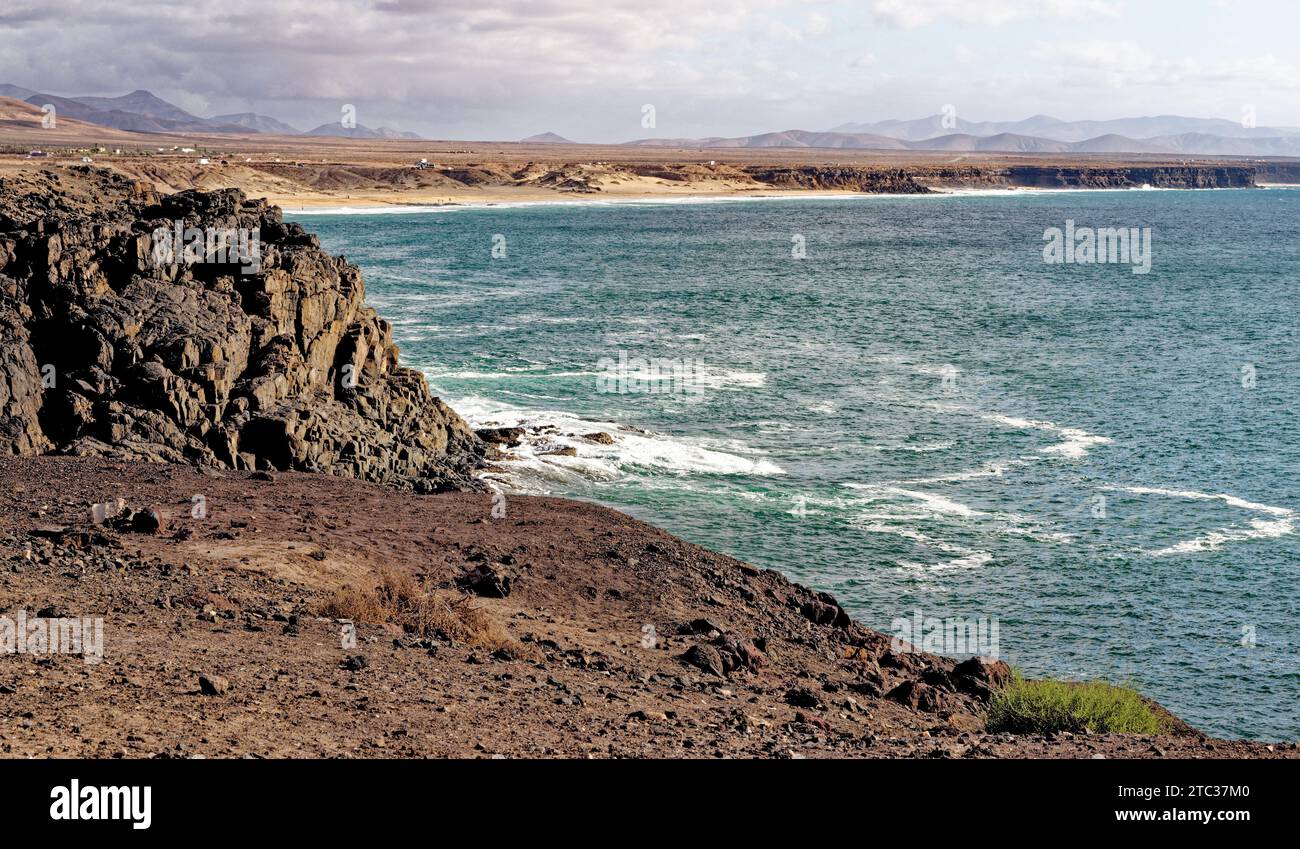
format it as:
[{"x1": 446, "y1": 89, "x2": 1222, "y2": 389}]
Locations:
[{"x1": 290, "y1": 188, "x2": 1299, "y2": 740}]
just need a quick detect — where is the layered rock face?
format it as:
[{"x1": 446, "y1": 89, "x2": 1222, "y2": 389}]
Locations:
[
  {"x1": 743, "y1": 166, "x2": 932, "y2": 193},
  {"x1": 1003, "y1": 165, "x2": 1255, "y2": 189},
  {"x1": 0, "y1": 169, "x2": 483, "y2": 491}
]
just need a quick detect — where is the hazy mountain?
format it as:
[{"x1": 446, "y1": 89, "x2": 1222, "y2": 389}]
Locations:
[
  {"x1": 305, "y1": 122, "x2": 421, "y2": 140},
  {"x1": 832, "y1": 113, "x2": 1300, "y2": 144},
  {"x1": 71, "y1": 89, "x2": 205, "y2": 125},
  {"x1": 626, "y1": 129, "x2": 909, "y2": 149},
  {"x1": 23, "y1": 89, "x2": 255, "y2": 133},
  {"x1": 210, "y1": 112, "x2": 301, "y2": 135},
  {"x1": 1069, "y1": 134, "x2": 1173, "y2": 154},
  {"x1": 626, "y1": 120, "x2": 1300, "y2": 157},
  {"x1": 8, "y1": 84, "x2": 300, "y2": 134},
  {"x1": 23, "y1": 93, "x2": 186, "y2": 134},
  {"x1": 916, "y1": 132, "x2": 1073, "y2": 154},
  {"x1": 10, "y1": 82, "x2": 419, "y2": 137},
  {"x1": 0, "y1": 83, "x2": 38, "y2": 101},
  {"x1": 521, "y1": 132, "x2": 573, "y2": 143},
  {"x1": 0, "y1": 95, "x2": 153, "y2": 144},
  {"x1": 1147, "y1": 132, "x2": 1300, "y2": 157}
]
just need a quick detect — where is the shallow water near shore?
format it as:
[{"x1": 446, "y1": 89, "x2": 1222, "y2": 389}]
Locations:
[{"x1": 292, "y1": 188, "x2": 1300, "y2": 741}]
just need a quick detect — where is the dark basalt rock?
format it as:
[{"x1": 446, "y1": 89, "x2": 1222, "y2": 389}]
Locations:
[
  {"x1": 951, "y1": 655, "x2": 1013, "y2": 701},
  {"x1": 0, "y1": 170, "x2": 485, "y2": 492},
  {"x1": 474, "y1": 427, "x2": 524, "y2": 447},
  {"x1": 456, "y1": 563, "x2": 512, "y2": 598},
  {"x1": 681, "y1": 643, "x2": 726, "y2": 677}
]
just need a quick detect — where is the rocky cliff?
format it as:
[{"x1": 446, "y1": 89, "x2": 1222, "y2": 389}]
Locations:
[
  {"x1": 1001, "y1": 165, "x2": 1254, "y2": 189},
  {"x1": 0, "y1": 168, "x2": 484, "y2": 490},
  {"x1": 743, "y1": 166, "x2": 932, "y2": 193},
  {"x1": 739, "y1": 164, "x2": 1254, "y2": 192}
]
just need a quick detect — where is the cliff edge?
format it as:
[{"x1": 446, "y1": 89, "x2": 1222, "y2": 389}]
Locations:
[{"x1": 0, "y1": 168, "x2": 483, "y2": 490}]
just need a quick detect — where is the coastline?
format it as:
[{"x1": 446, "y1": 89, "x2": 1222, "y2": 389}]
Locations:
[
  {"x1": 278, "y1": 184, "x2": 1271, "y2": 216},
  {"x1": 1, "y1": 168, "x2": 1295, "y2": 757},
  {"x1": 3, "y1": 145, "x2": 1277, "y2": 215}
]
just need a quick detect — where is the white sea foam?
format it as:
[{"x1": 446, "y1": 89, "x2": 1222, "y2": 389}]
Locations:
[
  {"x1": 845, "y1": 483, "x2": 984, "y2": 519},
  {"x1": 426, "y1": 367, "x2": 597, "y2": 381},
  {"x1": 881, "y1": 487, "x2": 986, "y2": 518},
  {"x1": 286, "y1": 204, "x2": 463, "y2": 216},
  {"x1": 975, "y1": 411, "x2": 1113, "y2": 459},
  {"x1": 1108, "y1": 485, "x2": 1297, "y2": 555},
  {"x1": 853, "y1": 520, "x2": 993, "y2": 571},
  {"x1": 1114, "y1": 485, "x2": 1293, "y2": 517},
  {"x1": 452, "y1": 395, "x2": 784, "y2": 492},
  {"x1": 1150, "y1": 518, "x2": 1295, "y2": 556},
  {"x1": 894, "y1": 459, "x2": 1017, "y2": 484}
]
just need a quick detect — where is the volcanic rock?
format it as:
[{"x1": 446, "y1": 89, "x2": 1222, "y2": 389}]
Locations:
[{"x1": 0, "y1": 170, "x2": 484, "y2": 492}]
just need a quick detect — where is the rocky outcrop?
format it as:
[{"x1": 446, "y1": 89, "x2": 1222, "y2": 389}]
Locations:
[
  {"x1": 1002, "y1": 165, "x2": 1254, "y2": 189},
  {"x1": 1252, "y1": 162, "x2": 1300, "y2": 184},
  {"x1": 744, "y1": 166, "x2": 932, "y2": 193},
  {"x1": 0, "y1": 168, "x2": 484, "y2": 491},
  {"x1": 741, "y1": 164, "x2": 1255, "y2": 193}
]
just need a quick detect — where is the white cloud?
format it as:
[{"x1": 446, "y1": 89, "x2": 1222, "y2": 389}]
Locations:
[
  {"x1": 1048, "y1": 40, "x2": 1300, "y2": 90},
  {"x1": 873, "y1": 0, "x2": 1121, "y2": 29}
]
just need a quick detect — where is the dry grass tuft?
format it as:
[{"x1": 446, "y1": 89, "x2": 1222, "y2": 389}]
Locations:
[{"x1": 319, "y1": 567, "x2": 528, "y2": 656}]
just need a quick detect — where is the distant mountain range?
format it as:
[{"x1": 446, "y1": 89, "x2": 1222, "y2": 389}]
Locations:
[
  {"x1": 1, "y1": 84, "x2": 421, "y2": 139},
  {"x1": 6, "y1": 82, "x2": 1299, "y2": 156},
  {"x1": 304, "y1": 122, "x2": 422, "y2": 140},
  {"x1": 831, "y1": 114, "x2": 1300, "y2": 142},
  {"x1": 628, "y1": 114, "x2": 1300, "y2": 157},
  {"x1": 209, "y1": 112, "x2": 302, "y2": 135},
  {"x1": 521, "y1": 132, "x2": 574, "y2": 144}
]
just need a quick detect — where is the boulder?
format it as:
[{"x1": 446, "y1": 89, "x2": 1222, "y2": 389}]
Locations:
[
  {"x1": 885, "y1": 680, "x2": 941, "y2": 712},
  {"x1": 681, "y1": 644, "x2": 726, "y2": 677},
  {"x1": 952, "y1": 656, "x2": 1012, "y2": 701}
]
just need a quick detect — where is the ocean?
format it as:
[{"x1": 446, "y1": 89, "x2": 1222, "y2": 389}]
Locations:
[{"x1": 289, "y1": 187, "x2": 1300, "y2": 741}]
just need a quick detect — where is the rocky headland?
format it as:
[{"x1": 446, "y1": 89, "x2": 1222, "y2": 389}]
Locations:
[{"x1": 0, "y1": 168, "x2": 483, "y2": 490}]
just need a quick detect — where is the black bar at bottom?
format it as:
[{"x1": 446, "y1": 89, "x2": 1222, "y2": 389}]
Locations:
[{"x1": 0, "y1": 758, "x2": 1282, "y2": 835}]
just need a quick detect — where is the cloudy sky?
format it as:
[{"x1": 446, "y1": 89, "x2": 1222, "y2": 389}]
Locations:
[{"x1": 2, "y1": 0, "x2": 1298, "y2": 140}]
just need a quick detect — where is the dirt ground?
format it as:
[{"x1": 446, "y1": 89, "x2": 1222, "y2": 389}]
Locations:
[{"x1": 0, "y1": 456, "x2": 1292, "y2": 759}]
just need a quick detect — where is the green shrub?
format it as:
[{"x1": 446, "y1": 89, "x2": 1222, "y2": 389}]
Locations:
[{"x1": 985, "y1": 672, "x2": 1168, "y2": 735}]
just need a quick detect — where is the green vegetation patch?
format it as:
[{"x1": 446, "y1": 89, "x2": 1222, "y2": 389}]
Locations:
[{"x1": 986, "y1": 672, "x2": 1169, "y2": 735}]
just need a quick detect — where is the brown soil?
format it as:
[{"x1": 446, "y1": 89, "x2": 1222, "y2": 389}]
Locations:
[{"x1": 1, "y1": 456, "x2": 1292, "y2": 759}]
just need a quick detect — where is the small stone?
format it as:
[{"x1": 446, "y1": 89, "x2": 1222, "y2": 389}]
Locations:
[
  {"x1": 628, "y1": 709, "x2": 668, "y2": 722},
  {"x1": 784, "y1": 687, "x2": 822, "y2": 709},
  {"x1": 130, "y1": 509, "x2": 162, "y2": 534},
  {"x1": 198, "y1": 673, "x2": 229, "y2": 696}
]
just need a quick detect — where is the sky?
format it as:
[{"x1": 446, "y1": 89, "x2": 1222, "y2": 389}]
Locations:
[{"x1": 1, "y1": 0, "x2": 1298, "y2": 141}]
